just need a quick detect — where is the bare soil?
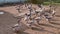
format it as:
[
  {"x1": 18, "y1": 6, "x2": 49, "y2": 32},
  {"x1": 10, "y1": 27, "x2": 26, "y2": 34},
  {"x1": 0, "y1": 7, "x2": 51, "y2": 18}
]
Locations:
[{"x1": 0, "y1": 5, "x2": 60, "y2": 34}]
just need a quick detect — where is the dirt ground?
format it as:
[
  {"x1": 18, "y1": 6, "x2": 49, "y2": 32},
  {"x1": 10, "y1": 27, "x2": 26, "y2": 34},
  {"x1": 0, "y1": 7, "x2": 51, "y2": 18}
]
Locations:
[{"x1": 0, "y1": 5, "x2": 60, "y2": 34}]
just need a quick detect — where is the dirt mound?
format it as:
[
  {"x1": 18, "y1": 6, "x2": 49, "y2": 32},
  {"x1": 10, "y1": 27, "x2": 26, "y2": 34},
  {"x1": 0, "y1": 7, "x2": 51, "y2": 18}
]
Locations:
[{"x1": 0, "y1": 10, "x2": 17, "y2": 34}]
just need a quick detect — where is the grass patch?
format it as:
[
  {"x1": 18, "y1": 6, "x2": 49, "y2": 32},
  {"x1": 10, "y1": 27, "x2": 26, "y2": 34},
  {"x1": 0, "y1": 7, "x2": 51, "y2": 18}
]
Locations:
[{"x1": 43, "y1": 2, "x2": 60, "y2": 5}]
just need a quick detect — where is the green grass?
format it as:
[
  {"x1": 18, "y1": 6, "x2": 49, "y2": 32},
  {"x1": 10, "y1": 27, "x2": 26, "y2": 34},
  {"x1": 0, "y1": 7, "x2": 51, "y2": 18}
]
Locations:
[
  {"x1": 43, "y1": 2, "x2": 50, "y2": 5},
  {"x1": 43, "y1": 2, "x2": 60, "y2": 5}
]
